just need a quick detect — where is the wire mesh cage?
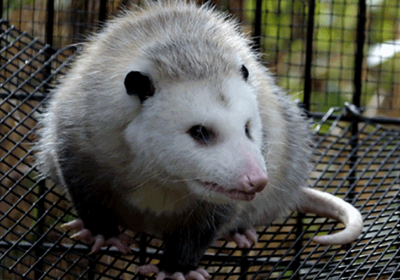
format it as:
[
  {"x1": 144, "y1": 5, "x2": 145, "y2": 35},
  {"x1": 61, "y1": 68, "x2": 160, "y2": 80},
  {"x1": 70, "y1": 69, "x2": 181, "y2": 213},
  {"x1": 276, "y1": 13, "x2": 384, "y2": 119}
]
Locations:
[{"x1": 1, "y1": 0, "x2": 400, "y2": 279}]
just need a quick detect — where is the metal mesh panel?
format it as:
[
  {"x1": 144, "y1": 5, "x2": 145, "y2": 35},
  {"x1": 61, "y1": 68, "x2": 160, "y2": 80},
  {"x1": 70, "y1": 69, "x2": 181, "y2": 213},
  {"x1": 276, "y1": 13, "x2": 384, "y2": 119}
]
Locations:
[
  {"x1": 1, "y1": 0, "x2": 122, "y2": 49},
  {"x1": 1, "y1": 20, "x2": 399, "y2": 280},
  {"x1": 252, "y1": 0, "x2": 400, "y2": 116}
]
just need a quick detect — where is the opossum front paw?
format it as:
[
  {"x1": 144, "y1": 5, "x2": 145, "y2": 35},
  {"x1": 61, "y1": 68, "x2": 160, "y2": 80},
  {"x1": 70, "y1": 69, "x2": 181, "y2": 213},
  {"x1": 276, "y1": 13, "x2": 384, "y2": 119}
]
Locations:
[
  {"x1": 137, "y1": 264, "x2": 211, "y2": 280},
  {"x1": 62, "y1": 219, "x2": 133, "y2": 254},
  {"x1": 224, "y1": 227, "x2": 258, "y2": 248}
]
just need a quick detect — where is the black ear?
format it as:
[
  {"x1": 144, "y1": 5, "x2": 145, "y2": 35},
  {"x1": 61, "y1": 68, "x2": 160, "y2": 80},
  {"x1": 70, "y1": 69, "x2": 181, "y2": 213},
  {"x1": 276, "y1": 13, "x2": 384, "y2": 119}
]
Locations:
[
  {"x1": 241, "y1": 65, "x2": 249, "y2": 81},
  {"x1": 124, "y1": 71, "x2": 155, "y2": 103}
]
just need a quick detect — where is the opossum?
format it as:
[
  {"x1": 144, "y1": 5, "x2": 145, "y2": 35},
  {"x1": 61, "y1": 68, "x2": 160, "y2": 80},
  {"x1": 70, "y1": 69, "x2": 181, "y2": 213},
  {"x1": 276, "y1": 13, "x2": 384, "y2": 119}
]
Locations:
[{"x1": 36, "y1": 1, "x2": 363, "y2": 279}]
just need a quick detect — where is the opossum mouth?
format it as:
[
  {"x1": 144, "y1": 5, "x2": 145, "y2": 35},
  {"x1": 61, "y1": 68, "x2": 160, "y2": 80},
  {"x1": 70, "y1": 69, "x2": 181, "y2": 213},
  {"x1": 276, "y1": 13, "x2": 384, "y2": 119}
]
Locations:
[{"x1": 199, "y1": 181, "x2": 256, "y2": 201}]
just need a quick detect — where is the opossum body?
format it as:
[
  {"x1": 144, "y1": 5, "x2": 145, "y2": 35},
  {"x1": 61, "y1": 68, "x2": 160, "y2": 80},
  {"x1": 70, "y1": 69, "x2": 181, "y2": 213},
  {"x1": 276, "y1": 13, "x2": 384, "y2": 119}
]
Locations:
[{"x1": 36, "y1": 1, "x2": 363, "y2": 279}]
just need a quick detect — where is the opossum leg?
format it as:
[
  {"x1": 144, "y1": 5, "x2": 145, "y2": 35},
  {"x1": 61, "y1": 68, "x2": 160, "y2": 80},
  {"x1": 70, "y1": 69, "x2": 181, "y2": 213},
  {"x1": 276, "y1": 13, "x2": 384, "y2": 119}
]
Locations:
[
  {"x1": 63, "y1": 218, "x2": 134, "y2": 254},
  {"x1": 64, "y1": 188, "x2": 126, "y2": 253},
  {"x1": 136, "y1": 227, "x2": 213, "y2": 280},
  {"x1": 58, "y1": 148, "x2": 132, "y2": 253},
  {"x1": 139, "y1": 204, "x2": 233, "y2": 279},
  {"x1": 222, "y1": 227, "x2": 258, "y2": 248}
]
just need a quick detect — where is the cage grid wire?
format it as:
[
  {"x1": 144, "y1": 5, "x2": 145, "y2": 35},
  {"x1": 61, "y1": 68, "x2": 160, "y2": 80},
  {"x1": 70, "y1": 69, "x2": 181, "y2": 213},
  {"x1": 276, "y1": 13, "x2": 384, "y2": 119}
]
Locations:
[{"x1": 1, "y1": 3, "x2": 400, "y2": 280}]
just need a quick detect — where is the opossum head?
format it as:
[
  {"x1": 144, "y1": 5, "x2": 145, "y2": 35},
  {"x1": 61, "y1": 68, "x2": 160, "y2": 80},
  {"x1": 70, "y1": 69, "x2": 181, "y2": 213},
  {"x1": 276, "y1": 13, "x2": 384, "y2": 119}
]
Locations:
[{"x1": 123, "y1": 45, "x2": 268, "y2": 203}]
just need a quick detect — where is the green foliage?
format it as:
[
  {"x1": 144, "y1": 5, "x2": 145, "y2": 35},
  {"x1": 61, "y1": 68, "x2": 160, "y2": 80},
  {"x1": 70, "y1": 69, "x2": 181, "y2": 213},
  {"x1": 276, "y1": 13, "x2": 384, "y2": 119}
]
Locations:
[{"x1": 3, "y1": 0, "x2": 36, "y2": 12}]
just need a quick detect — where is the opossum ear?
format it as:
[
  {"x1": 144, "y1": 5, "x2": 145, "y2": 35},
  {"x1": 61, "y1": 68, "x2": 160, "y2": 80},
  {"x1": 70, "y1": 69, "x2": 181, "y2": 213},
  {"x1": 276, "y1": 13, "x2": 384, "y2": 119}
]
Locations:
[
  {"x1": 241, "y1": 65, "x2": 249, "y2": 81},
  {"x1": 124, "y1": 71, "x2": 155, "y2": 103}
]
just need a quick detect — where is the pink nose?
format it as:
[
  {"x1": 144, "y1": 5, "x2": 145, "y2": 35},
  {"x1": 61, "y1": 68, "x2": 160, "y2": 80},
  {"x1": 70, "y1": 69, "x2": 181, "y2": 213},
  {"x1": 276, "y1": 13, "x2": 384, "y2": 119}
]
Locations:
[{"x1": 240, "y1": 172, "x2": 269, "y2": 193}]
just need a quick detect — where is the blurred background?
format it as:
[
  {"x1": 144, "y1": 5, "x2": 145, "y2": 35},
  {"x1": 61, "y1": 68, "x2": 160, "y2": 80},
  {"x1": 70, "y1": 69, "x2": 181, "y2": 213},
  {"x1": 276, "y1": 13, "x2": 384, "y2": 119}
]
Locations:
[{"x1": 1, "y1": 0, "x2": 400, "y2": 117}]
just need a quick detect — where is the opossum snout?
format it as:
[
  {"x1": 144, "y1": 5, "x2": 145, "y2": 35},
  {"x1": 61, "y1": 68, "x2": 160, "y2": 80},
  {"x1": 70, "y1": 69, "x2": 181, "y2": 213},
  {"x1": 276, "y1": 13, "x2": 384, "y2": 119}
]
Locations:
[
  {"x1": 237, "y1": 146, "x2": 268, "y2": 195},
  {"x1": 199, "y1": 169, "x2": 268, "y2": 201},
  {"x1": 239, "y1": 172, "x2": 269, "y2": 194}
]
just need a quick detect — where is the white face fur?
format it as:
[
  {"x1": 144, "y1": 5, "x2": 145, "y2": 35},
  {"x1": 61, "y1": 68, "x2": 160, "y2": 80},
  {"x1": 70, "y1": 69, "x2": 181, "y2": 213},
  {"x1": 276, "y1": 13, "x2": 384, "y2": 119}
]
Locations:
[{"x1": 124, "y1": 68, "x2": 268, "y2": 207}]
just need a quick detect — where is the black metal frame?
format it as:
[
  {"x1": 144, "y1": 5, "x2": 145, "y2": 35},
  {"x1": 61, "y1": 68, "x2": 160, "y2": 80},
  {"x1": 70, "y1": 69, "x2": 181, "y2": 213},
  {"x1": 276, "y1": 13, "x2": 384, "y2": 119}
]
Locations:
[{"x1": 1, "y1": 0, "x2": 399, "y2": 279}]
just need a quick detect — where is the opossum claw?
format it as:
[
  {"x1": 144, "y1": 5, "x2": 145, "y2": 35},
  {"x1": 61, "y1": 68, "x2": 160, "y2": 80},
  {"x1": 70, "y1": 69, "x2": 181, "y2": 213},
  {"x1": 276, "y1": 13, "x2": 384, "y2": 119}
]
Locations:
[
  {"x1": 61, "y1": 219, "x2": 84, "y2": 231},
  {"x1": 191, "y1": 268, "x2": 211, "y2": 279},
  {"x1": 224, "y1": 227, "x2": 258, "y2": 248},
  {"x1": 232, "y1": 234, "x2": 250, "y2": 248},
  {"x1": 64, "y1": 219, "x2": 133, "y2": 254},
  {"x1": 243, "y1": 228, "x2": 258, "y2": 247},
  {"x1": 137, "y1": 264, "x2": 160, "y2": 275},
  {"x1": 160, "y1": 272, "x2": 185, "y2": 280},
  {"x1": 297, "y1": 187, "x2": 363, "y2": 245},
  {"x1": 86, "y1": 234, "x2": 132, "y2": 255},
  {"x1": 90, "y1": 235, "x2": 105, "y2": 254},
  {"x1": 104, "y1": 236, "x2": 132, "y2": 254},
  {"x1": 70, "y1": 229, "x2": 93, "y2": 243},
  {"x1": 137, "y1": 265, "x2": 210, "y2": 280}
]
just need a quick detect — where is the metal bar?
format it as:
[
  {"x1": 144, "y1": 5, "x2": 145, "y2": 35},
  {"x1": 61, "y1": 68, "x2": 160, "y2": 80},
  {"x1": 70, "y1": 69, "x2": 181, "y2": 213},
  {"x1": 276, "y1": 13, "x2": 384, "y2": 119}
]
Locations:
[
  {"x1": 309, "y1": 111, "x2": 400, "y2": 125},
  {"x1": 138, "y1": 234, "x2": 148, "y2": 280},
  {"x1": 45, "y1": 0, "x2": 54, "y2": 46},
  {"x1": 238, "y1": 250, "x2": 251, "y2": 280},
  {"x1": 342, "y1": 117, "x2": 359, "y2": 276},
  {"x1": 44, "y1": 0, "x2": 56, "y2": 91},
  {"x1": 295, "y1": 2, "x2": 317, "y2": 275},
  {"x1": 253, "y1": 0, "x2": 262, "y2": 51},
  {"x1": 302, "y1": 0, "x2": 316, "y2": 112},
  {"x1": 0, "y1": 1, "x2": 3, "y2": 20},
  {"x1": 351, "y1": 0, "x2": 367, "y2": 267},
  {"x1": 293, "y1": 213, "x2": 304, "y2": 280},
  {"x1": 0, "y1": 240, "x2": 326, "y2": 268},
  {"x1": 353, "y1": 0, "x2": 366, "y2": 107},
  {"x1": 88, "y1": 258, "x2": 96, "y2": 280},
  {"x1": 32, "y1": 180, "x2": 46, "y2": 280},
  {"x1": 0, "y1": 92, "x2": 46, "y2": 101},
  {"x1": 3, "y1": 94, "x2": 400, "y2": 126},
  {"x1": 98, "y1": 0, "x2": 108, "y2": 28}
]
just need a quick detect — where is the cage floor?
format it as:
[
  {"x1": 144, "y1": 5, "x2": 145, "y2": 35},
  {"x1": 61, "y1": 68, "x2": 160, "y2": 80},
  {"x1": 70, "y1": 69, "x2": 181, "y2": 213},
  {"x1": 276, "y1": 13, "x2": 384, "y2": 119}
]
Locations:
[{"x1": 1, "y1": 20, "x2": 399, "y2": 280}]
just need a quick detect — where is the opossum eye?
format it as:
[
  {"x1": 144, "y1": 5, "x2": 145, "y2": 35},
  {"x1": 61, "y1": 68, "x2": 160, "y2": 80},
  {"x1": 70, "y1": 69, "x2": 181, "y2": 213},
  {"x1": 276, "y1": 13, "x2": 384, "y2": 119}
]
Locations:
[
  {"x1": 188, "y1": 125, "x2": 214, "y2": 144},
  {"x1": 124, "y1": 71, "x2": 155, "y2": 103},
  {"x1": 241, "y1": 65, "x2": 249, "y2": 81},
  {"x1": 245, "y1": 121, "x2": 252, "y2": 140}
]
